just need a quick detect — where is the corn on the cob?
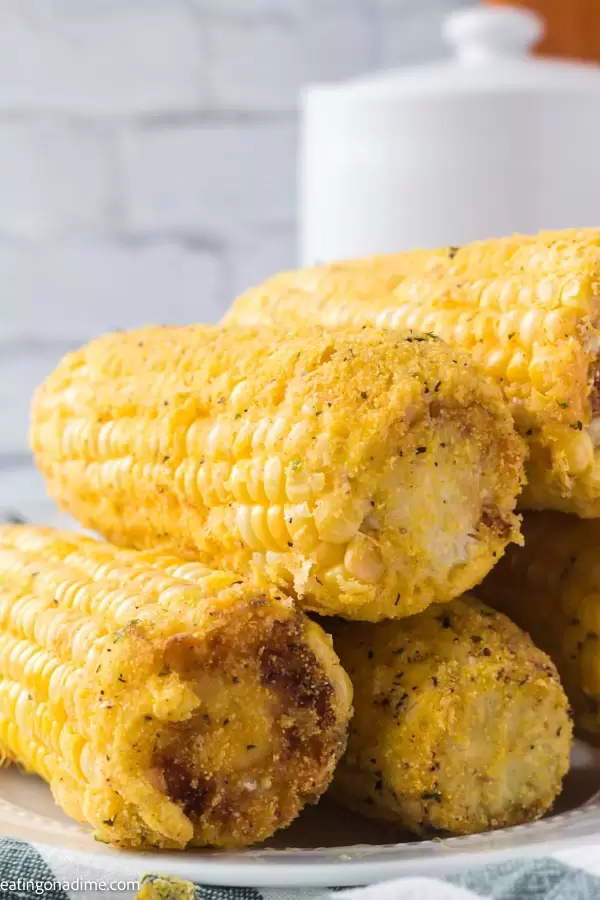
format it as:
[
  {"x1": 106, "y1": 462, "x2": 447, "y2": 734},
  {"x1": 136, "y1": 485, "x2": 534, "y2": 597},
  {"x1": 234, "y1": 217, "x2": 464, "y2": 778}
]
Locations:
[
  {"x1": 329, "y1": 595, "x2": 572, "y2": 837},
  {"x1": 31, "y1": 325, "x2": 525, "y2": 622},
  {"x1": 0, "y1": 526, "x2": 352, "y2": 849},
  {"x1": 225, "y1": 228, "x2": 600, "y2": 517},
  {"x1": 479, "y1": 511, "x2": 600, "y2": 743},
  {"x1": 137, "y1": 876, "x2": 195, "y2": 900}
]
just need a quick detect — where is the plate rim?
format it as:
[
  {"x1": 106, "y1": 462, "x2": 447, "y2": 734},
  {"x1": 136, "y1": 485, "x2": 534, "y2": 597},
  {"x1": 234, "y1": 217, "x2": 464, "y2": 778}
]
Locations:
[
  {"x1": 4, "y1": 825, "x2": 600, "y2": 888},
  {"x1": 1, "y1": 744, "x2": 599, "y2": 889},
  {"x1": 0, "y1": 781, "x2": 598, "y2": 887}
]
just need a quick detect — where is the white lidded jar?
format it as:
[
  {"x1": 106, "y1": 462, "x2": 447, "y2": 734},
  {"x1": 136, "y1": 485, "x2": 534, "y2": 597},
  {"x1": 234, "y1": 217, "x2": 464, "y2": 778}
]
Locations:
[{"x1": 300, "y1": 4, "x2": 600, "y2": 264}]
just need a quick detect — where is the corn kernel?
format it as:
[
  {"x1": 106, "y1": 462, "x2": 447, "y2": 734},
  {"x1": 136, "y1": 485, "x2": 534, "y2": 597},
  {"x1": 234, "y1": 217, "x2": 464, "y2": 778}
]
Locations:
[
  {"x1": 32, "y1": 323, "x2": 525, "y2": 619},
  {"x1": 506, "y1": 350, "x2": 529, "y2": 384},
  {"x1": 563, "y1": 431, "x2": 594, "y2": 475},
  {"x1": 344, "y1": 535, "x2": 384, "y2": 584}
]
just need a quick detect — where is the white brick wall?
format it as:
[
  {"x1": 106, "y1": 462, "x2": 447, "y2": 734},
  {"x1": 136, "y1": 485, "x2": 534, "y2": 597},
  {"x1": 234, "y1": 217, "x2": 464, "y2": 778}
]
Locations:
[
  {"x1": 0, "y1": 120, "x2": 116, "y2": 237},
  {"x1": 206, "y1": 8, "x2": 376, "y2": 112},
  {"x1": 0, "y1": 0, "x2": 473, "y2": 514},
  {"x1": 0, "y1": 241, "x2": 224, "y2": 340},
  {"x1": 227, "y1": 224, "x2": 296, "y2": 300},
  {"x1": 122, "y1": 121, "x2": 297, "y2": 237},
  {"x1": 0, "y1": 1, "x2": 207, "y2": 114},
  {"x1": 377, "y1": 3, "x2": 462, "y2": 67}
]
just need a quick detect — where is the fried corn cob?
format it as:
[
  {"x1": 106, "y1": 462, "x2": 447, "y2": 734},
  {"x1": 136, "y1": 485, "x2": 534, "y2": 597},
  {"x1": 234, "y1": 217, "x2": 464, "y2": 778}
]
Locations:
[
  {"x1": 479, "y1": 511, "x2": 600, "y2": 743},
  {"x1": 0, "y1": 526, "x2": 352, "y2": 849},
  {"x1": 225, "y1": 228, "x2": 600, "y2": 517},
  {"x1": 31, "y1": 325, "x2": 525, "y2": 622},
  {"x1": 137, "y1": 876, "x2": 195, "y2": 900},
  {"x1": 330, "y1": 595, "x2": 572, "y2": 837}
]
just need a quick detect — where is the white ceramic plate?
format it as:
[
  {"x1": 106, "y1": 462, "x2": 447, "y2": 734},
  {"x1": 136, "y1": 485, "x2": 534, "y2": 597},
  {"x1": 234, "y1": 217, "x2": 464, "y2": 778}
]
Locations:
[{"x1": 0, "y1": 741, "x2": 599, "y2": 888}]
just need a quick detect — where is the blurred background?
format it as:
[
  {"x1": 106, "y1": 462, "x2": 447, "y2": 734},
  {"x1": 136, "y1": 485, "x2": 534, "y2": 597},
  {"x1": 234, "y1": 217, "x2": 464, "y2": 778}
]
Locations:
[{"x1": 0, "y1": 0, "x2": 595, "y2": 520}]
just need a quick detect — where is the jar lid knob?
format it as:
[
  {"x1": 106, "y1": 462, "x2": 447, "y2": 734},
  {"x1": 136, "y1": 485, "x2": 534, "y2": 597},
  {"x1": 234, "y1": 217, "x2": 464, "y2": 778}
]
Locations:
[{"x1": 444, "y1": 5, "x2": 545, "y2": 63}]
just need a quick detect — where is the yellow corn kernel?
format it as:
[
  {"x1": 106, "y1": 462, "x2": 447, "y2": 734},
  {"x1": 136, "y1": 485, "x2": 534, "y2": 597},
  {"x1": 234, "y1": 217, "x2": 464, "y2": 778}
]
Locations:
[
  {"x1": 330, "y1": 595, "x2": 571, "y2": 836},
  {"x1": 563, "y1": 430, "x2": 594, "y2": 475},
  {"x1": 0, "y1": 525, "x2": 351, "y2": 849},
  {"x1": 479, "y1": 511, "x2": 600, "y2": 742},
  {"x1": 343, "y1": 534, "x2": 385, "y2": 584},
  {"x1": 224, "y1": 228, "x2": 600, "y2": 516},
  {"x1": 32, "y1": 325, "x2": 525, "y2": 622}
]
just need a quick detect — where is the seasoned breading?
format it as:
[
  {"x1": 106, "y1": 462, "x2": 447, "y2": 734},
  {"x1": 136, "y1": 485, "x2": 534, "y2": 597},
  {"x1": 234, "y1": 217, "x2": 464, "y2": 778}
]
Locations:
[
  {"x1": 0, "y1": 526, "x2": 352, "y2": 849},
  {"x1": 31, "y1": 325, "x2": 525, "y2": 621},
  {"x1": 136, "y1": 876, "x2": 195, "y2": 900},
  {"x1": 329, "y1": 595, "x2": 572, "y2": 836},
  {"x1": 225, "y1": 228, "x2": 600, "y2": 516},
  {"x1": 480, "y1": 511, "x2": 600, "y2": 743}
]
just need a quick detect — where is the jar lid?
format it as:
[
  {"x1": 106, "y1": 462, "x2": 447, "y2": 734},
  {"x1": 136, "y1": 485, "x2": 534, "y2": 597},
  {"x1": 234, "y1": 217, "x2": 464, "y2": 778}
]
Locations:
[{"x1": 306, "y1": 5, "x2": 600, "y2": 105}]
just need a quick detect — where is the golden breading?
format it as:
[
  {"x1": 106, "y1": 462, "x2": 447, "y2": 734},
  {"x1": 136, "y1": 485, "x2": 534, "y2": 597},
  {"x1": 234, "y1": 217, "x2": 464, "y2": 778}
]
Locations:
[
  {"x1": 31, "y1": 325, "x2": 525, "y2": 621},
  {"x1": 480, "y1": 511, "x2": 600, "y2": 743},
  {"x1": 330, "y1": 595, "x2": 572, "y2": 836},
  {"x1": 0, "y1": 526, "x2": 352, "y2": 849},
  {"x1": 136, "y1": 876, "x2": 195, "y2": 900},
  {"x1": 225, "y1": 229, "x2": 600, "y2": 517}
]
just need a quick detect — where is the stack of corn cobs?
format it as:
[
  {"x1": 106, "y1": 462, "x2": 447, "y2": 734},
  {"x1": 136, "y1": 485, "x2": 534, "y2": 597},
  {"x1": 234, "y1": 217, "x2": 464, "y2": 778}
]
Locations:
[{"x1": 4, "y1": 227, "x2": 600, "y2": 851}]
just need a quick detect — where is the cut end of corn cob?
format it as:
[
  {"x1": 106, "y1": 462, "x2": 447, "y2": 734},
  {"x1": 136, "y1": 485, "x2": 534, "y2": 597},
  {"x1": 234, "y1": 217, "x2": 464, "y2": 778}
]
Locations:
[
  {"x1": 31, "y1": 325, "x2": 526, "y2": 622},
  {"x1": 0, "y1": 526, "x2": 352, "y2": 849},
  {"x1": 329, "y1": 594, "x2": 572, "y2": 836},
  {"x1": 225, "y1": 228, "x2": 600, "y2": 517},
  {"x1": 479, "y1": 511, "x2": 600, "y2": 743}
]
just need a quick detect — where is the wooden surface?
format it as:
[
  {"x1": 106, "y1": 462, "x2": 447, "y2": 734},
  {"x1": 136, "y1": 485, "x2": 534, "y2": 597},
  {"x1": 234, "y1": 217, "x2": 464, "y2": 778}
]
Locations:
[{"x1": 488, "y1": 0, "x2": 600, "y2": 62}]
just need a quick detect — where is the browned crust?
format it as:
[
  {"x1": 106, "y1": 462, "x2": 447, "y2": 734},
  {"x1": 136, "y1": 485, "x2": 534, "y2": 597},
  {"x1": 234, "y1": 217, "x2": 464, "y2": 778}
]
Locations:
[
  {"x1": 259, "y1": 617, "x2": 336, "y2": 728},
  {"x1": 151, "y1": 610, "x2": 346, "y2": 839},
  {"x1": 590, "y1": 359, "x2": 600, "y2": 416}
]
